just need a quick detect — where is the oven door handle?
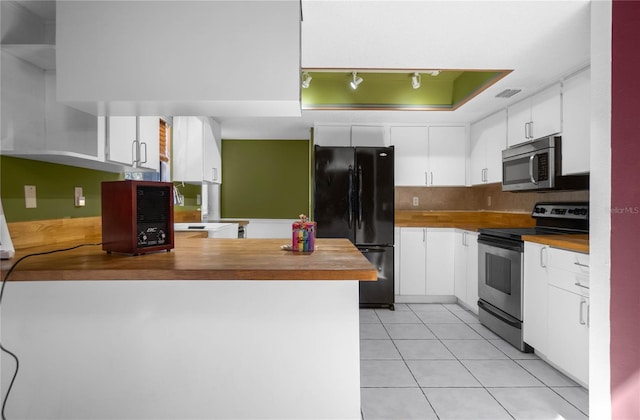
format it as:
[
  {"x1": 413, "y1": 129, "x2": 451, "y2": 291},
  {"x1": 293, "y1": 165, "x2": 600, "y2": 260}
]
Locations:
[
  {"x1": 478, "y1": 236, "x2": 523, "y2": 252},
  {"x1": 478, "y1": 300, "x2": 522, "y2": 329}
]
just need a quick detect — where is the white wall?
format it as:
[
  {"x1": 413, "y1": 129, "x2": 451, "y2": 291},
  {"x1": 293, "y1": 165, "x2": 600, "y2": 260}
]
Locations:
[{"x1": 590, "y1": 1, "x2": 612, "y2": 418}]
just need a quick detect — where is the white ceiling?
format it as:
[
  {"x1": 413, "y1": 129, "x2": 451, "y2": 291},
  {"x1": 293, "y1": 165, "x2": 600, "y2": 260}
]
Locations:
[
  {"x1": 14, "y1": 0, "x2": 592, "y2": 140},
  {"x1": 221, "y1": 0, "x2": 591, "y2": 139}
]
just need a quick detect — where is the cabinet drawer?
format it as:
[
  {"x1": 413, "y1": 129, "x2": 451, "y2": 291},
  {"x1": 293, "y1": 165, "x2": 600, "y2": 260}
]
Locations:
[
  {"x1": 548, "y1": 248, "x2": 589, "y2": 297},
  {"x1": 548, "y1": 248, "x2": 589, "y2": 273}
]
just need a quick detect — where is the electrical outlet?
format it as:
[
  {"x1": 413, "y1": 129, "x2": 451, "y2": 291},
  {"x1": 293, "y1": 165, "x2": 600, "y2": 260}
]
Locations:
[
  {"x1": 487, "y1": 196, "x2": 492, "y2": 207},
  {"x1": 24, "y1": 185, "x2": 37, "y2": 208},
  {"x1": 412, "y1": 196, "x2": 419, "y2": 207},
  {"x1": 196, "y1": 194, "x2": 202, "y2": 205}
]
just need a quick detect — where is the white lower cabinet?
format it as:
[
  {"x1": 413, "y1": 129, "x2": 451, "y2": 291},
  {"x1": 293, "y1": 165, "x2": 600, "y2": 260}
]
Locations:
[
  {"x1": 454, "y1": 230, "x2": 479, "y2": 313},
  {"x1": 523, "y1": 242, "x2": 549, "y2": 354},
  {"x1": 396, "y1": 227, "x2": 455, "y2": 300},
  {"x1": 523, "y1": 242, "x2": 589, "y2": 388},
  {"x1": 547, "y1": 285, "x2": 589, "y2": 387}
]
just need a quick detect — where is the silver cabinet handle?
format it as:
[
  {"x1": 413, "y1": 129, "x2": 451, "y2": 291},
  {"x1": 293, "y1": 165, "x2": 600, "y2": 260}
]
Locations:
[
  {"x1": 132, "y1": 140, "x2": 140, "y2": 166},
  {"x1": 540, "y1": 246, "x2": 547, "y2": 268},
  {"x1": 425, "y1": 171, "x2": 428, "y2": 185},
  {"x1": 422, "y1": 228, "x2": 426, "y2": 243},
  {"x1": 574, "y1": 261, "x2": 590, "y2": 268},
  {"x1": 430, "y1": 172, "x2": 434, "y2": 185},
  {"x1": 140, "y1": 142, "x2": 148, "y2": 164},
  {"x1": 574, "y1": 282, "x2": 590, "y2": 289},
  {"x1": 579, "y1": 299, "x2": 587, "y2": 325}
]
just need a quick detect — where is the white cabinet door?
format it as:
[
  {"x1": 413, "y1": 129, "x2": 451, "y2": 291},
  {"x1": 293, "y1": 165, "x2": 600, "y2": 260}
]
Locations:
[
  {"x1": 470, "y1": 110, "x2": 507, "y2": 185},
  {"x1": 547, "y1": 285, "x2": 589, "y2": 386},
  {"x1": 351, "y1": 125, "x2": 387, "y2": 147},
  {"x1": 203, "y1": 117, "x2": 222, "y2": 183},
  {"x1": 427, "y1": 126, "x2": 467, "y2": 186},
  {"x1": 454, "y1": 231, "x2": 467, "y2": 302},
  {"x1": 391, "y1": 126, "x2": 429, "y2": 186},
  {"x1": 530, "y1": 83, "x2": 562, "y2": 140},
  {"x1": 454, "y1": 230, "x2": 479, "y2": 312},
  {"x1": 106, "y1": 116, "x2": 159, "y2": 170},
  {"x1": 173, "y1": 116, "x2": 204, "y2": 183},
  {"x1": 507, "y1": 84, "x2": 561, "y2": 147},
  {"x1": 523, "y1": 242, "x2": 549, "y2": 354},
  {"x1": 138, "y1": 117, "x2": 159, "y2": 171},
  {"x1": 314, "y1": 125, "x2": 351, "y2": 147},
  {"x1": 425, "y1": 229, "x2": 455, "y2": 295},
  {"x1": 398, "y1": 228, "x2": 427, "y2": 295},
  {"x1": 507, "y1": 98, "x2": 532, "y2": 147},
  {"x1": 561, "y1": 68, "x2": 590, "y2": 175},
  {"x1": 106, "y1": 117, "x2": 137, "y2": 166},
  {"x1": 465, "y1": 231, "x2": 479, "y2": 313}
]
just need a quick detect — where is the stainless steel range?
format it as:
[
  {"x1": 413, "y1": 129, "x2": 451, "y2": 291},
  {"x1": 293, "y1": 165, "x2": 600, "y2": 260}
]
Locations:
[{"x1": 477, "y1": 202, "x2": 589, "y2": 352}]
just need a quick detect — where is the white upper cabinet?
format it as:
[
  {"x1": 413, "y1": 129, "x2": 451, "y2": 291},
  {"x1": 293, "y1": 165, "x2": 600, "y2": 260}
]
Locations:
[
  {"x1": 314, "y1": 125, "x2": 386, "y2": 147},
  {"x1": 105, "y1": 117, "x2": 159, "y2": 171},
  {"x1": 314, "y1": 125, "x2": 351, "y2": 147},
  {"x1": 173, "y1": 116, "x2": 222, "y2": 184},
  {"x1": 203, "y1": 118, "x2": 222, "y2": 183},
  {"x1": 390, "y1": 126, "x2": 429, "y2": 186},
  {"x1": 561, "y1": 68, "x2": 590, "y2": 175},
  {"x1": 56, "y1": 1, "x2": 300, "y2": 117},
  {"x1": 391, "y1": 125, "x2": 467, "y2": 186},
  {"x1": 351, "y1": 125, "x2": 387, "y2": 147},
  {"x1": 426, "y1": 126, "x2": 467, "y2": 186},
  {"x1": 470, "y1": 110, "x2": 507, "y2": 185},
  {"x1": 507, "y1": 83, "x2": 562, "y2": 147}
]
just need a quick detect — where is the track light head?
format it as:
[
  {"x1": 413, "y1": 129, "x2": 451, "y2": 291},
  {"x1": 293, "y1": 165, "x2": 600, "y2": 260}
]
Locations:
[
  {"x1": 301, "y1": 72, "x2": 312, "y2": 89},
  {"x1": 350, "y1": 72, "x2": 363, "y2": 90},
  {"x1": 411, "y1": 72, "x2": 421, "y2": 89}
]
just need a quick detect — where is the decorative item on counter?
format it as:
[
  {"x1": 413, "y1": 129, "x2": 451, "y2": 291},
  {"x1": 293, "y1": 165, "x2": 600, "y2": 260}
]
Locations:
[{"x1": 292, "y1": 214, "x2": 316, "y2": 252}]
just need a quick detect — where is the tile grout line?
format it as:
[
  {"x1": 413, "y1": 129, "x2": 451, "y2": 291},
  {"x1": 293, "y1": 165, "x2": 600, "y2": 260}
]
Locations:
[
  {"x1": 378, "y1": 305, "x2": 442, "y2": 420},
  {"x1": 361, "y1": 303, "x2": 589, "y2": 419}
]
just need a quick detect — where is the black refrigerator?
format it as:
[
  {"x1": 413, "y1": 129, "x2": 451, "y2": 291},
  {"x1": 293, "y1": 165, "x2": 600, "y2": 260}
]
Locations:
[{"x1": 314, "y1": 145, "x2": 395, "y2": 310}]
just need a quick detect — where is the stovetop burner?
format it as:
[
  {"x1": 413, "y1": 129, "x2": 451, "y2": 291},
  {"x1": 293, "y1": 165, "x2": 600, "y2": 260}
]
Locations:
[{"x1": 479, "y1": 202, "x2": 589, "y2": 241}]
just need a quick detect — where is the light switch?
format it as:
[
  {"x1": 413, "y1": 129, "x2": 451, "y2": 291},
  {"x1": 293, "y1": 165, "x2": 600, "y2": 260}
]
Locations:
[
  {"x1": 24, "y1": 185, "x2": 37, "y2": 208},
  {"x1": 75, "y1": 187, "x2": 86, "y2": 207}
]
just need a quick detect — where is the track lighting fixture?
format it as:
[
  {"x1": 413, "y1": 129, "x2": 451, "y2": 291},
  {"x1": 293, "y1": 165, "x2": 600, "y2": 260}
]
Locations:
[
  {"x1": 350, "y1": 72, "x2": 363, "y2": 90},
  {"x1": 301, "y1": 72, "x2": 312, "y2": 89},
  {"x1": 411, "y1": 72, "x2": 421, "y2": 89},
  {"x1": 427, "y1": 70, "x2": 441, "y2": 77}
]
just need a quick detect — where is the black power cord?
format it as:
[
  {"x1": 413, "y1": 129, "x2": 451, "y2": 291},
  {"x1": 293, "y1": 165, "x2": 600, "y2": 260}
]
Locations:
[{"x1": 0, "y1": 243, "x2": 102, "y2": 420}]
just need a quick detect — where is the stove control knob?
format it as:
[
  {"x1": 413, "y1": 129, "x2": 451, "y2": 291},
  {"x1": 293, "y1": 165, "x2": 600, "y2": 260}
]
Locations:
[{"x1": 538, "y1": 207, "x2": 547, "y2": 214}]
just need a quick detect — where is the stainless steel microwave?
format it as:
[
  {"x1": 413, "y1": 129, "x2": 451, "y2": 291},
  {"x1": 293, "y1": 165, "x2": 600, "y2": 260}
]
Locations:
[{"x1": 502, "y1": 135, "x2": 561, "y2": 191}]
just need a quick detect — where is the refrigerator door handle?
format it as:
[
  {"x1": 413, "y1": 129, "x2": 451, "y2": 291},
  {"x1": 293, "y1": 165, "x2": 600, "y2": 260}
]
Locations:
[
  {"x1": 357, "y1": 165, "x2": 363, "y2": 229},
  {"x1": 348, "y1": 165, "x2": 354, "y2": 229}
]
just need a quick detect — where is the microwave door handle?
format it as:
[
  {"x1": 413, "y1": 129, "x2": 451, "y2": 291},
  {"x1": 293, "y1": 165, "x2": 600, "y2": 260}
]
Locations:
[{"x1": 529, "y1": 154, "x2": 538, "y2": 185}]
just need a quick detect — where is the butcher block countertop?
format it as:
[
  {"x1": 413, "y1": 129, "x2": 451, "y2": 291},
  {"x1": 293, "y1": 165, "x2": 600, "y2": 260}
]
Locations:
[
  {"x1": 522, "y1": 234, "x2": 590, "y2": 254},
  {"x1": 395, "y1": 210, "x2": 536, "y2": 231},
  {"x1": 2, "y1": 238, "x2": 377, "y2": 282}
]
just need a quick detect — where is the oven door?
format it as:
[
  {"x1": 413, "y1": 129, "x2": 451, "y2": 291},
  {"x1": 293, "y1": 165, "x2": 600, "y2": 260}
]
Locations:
[{"x1": 478, "y1": 236, "x2": 524, "y2": 320}]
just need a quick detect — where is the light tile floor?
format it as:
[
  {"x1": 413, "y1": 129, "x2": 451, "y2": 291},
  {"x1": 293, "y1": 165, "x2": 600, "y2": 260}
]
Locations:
[{"x1": 360, "y1": 303, "x2": 589, "y2": 420}]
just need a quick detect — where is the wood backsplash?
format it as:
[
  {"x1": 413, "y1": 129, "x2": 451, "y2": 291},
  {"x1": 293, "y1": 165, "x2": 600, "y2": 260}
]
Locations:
[{"x1": 396, "y1": 183, "x2": 589, "y2": 213}]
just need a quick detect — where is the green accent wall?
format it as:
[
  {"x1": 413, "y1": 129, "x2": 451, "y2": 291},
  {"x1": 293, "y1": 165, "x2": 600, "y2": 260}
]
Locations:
[
  {"x1": 0, "y1": 156, "x2": 122, "y2": 222},
  {"x1": 221, "y1": 139, "x2": 311, "y2": 219}
]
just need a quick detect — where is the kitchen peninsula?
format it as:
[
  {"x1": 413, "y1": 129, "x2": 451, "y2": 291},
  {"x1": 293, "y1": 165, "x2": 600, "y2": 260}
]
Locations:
[{"x1": 1, "y1": 238, "x2": 375, "y2": 420}]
